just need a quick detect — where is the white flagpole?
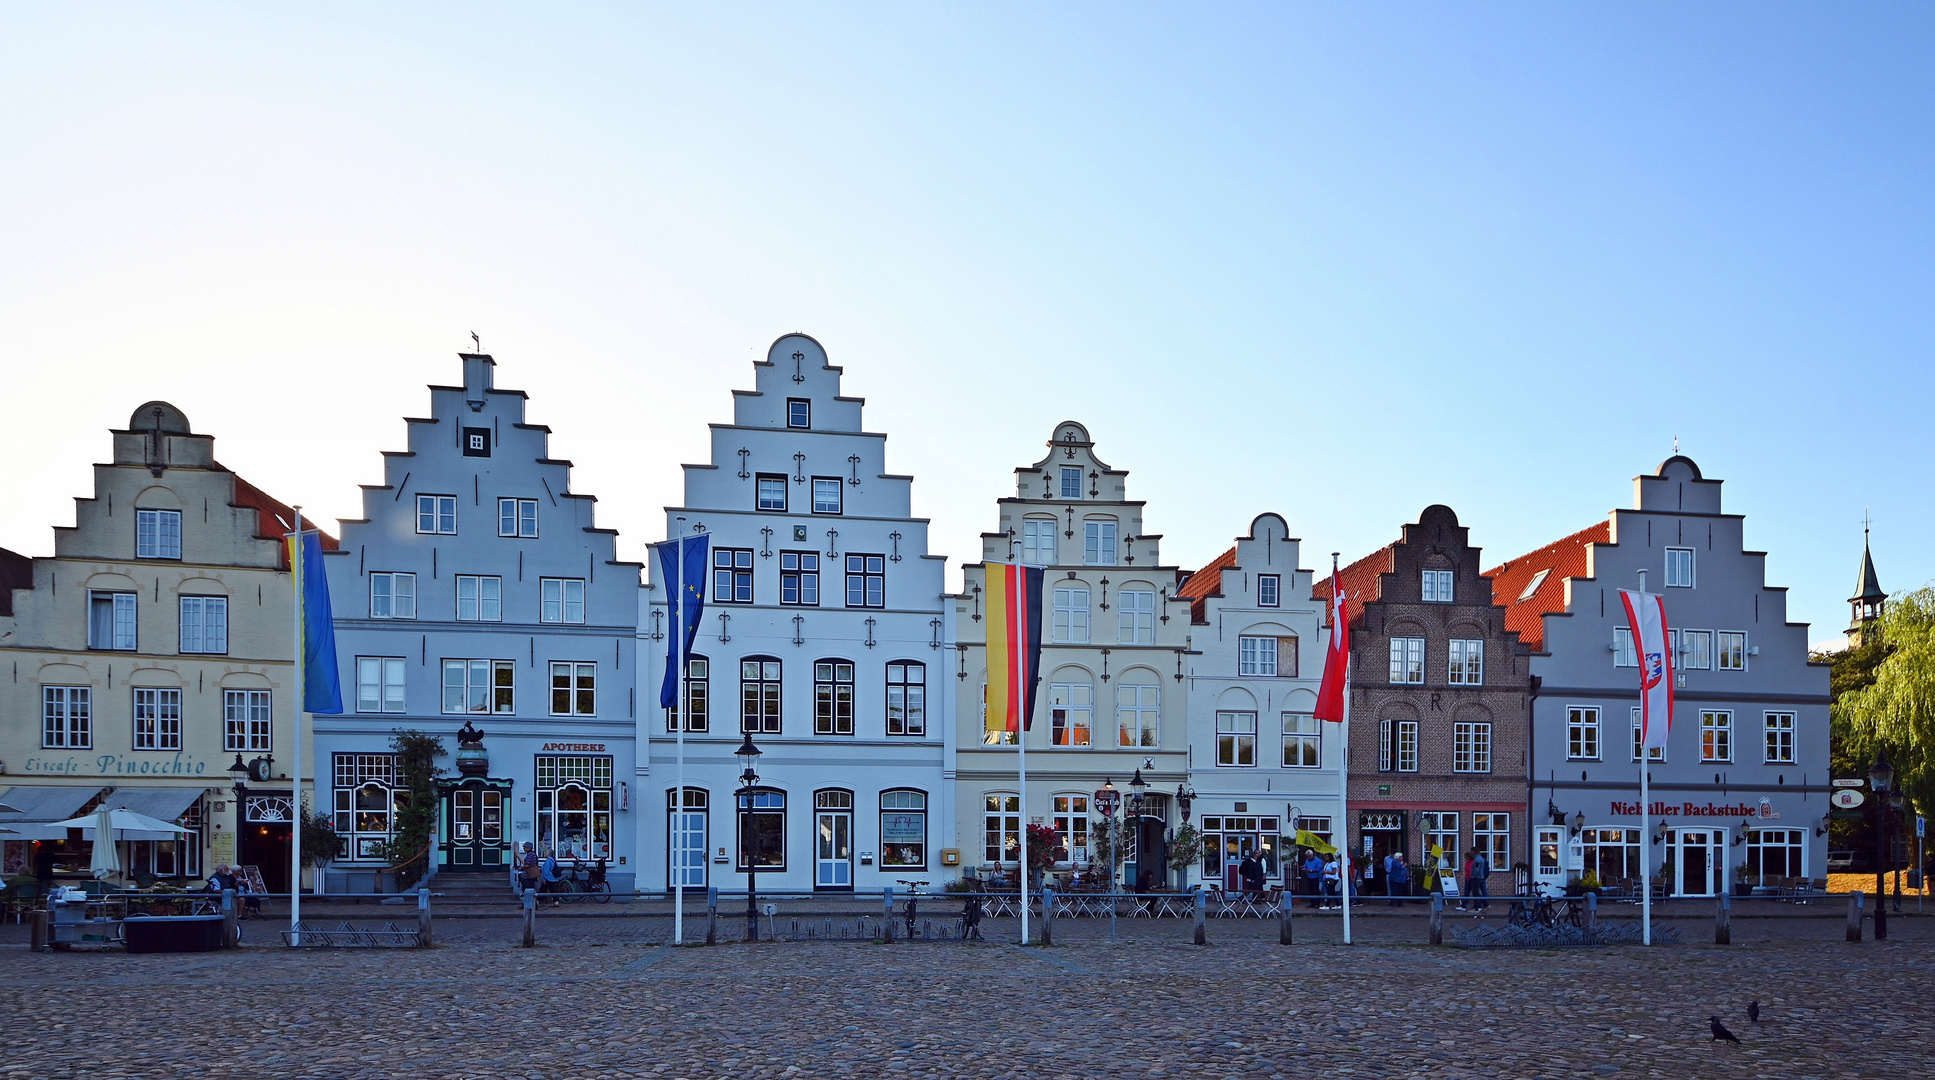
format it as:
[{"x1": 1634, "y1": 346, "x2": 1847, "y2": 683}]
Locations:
[
  {"x1": 673, "y1": 529, "x2": 687, "y2": 945},
  {"x1": 1638, "y1": 569, "x2": 1652, "y2": 946},
  {"x1": 1339, "y1": 652, "x2": 1352, "y2": 945},
  {"x1": 1018, "y1": 679, "x2": 1030, "y2": 947},
  {"x1": 290, "y1": 507, "x2": 305, "y2": 945}
]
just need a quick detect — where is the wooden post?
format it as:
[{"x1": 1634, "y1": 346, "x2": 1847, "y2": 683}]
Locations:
[
  {"x1": 222, "y1": 889, "x2": 239, "y2": 949},
  {"x1": 521, "y1": 888, "x2": 536, "y2": 948},
  {"x1": 1040, "y1": 886, "x2": 1054, "y2": 946},
  {"x1": 1846, "y1": 890, "x2": 1864, "y2": 943},
  {"x1": 1192, "y1": 889, "x2": 1207, "y2": 946},
  {"x1": 705, "y1": 886, "x2": 718, "y2": 945},
  {"x1": 1715, "y1": 889, "x2": 1730, "y2": 946},
  {"x1": 29, "y1": 908, "x2": 49, "y2": 953},
  {"x1": 417, "y1": 887, "x2": 432, "y2": 948},
  {"x1": 1279, "y1": 888, "x2": 1293, "y2": 945},
  {"x1": 1429, "y1": 893, "x2": 1444, "y2": 946},
  {"x1": 1584, "y1": 891, "x2": 1598, "y2": 940},
  {"x1": 883, "y1": 886, "x2": 896, "y2": 944}
]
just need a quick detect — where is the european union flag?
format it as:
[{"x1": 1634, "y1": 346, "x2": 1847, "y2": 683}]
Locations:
[
  {"x1": 655, "y1": 534, "x2": 710, "y2": 708},
  {"x1": 297, "y1": 531, "x2": 344, "y2": 714}
]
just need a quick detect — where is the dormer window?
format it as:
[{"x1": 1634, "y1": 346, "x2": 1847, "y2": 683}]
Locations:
[
  {"x1": 1059, "y1": 467, "x2": 1083, "y2": 500},
  {"x1": 787, "y1": 399, "x2": 810, "y2": 429}
]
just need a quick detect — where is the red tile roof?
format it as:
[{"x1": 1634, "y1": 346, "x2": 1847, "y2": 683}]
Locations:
[
  {"x1": 1178, "y1": 547, "x2": 1236, "y2": 623},
  {"x1": 227, "y1": 469, "x2": 339, "y2": 568},
  {"x1": 1310, "y1": 545, "x2": 1395, "y2": 628},
  {"x1": 1482, "y1": 521, "x2": 1609, "y2": 651}
]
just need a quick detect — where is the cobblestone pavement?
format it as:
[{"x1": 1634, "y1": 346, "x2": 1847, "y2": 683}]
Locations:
[{"x1": 1, "y1": 915, "x2": 1926, "y2": 1079}]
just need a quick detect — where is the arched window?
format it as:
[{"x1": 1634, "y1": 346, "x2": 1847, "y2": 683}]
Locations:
[
  {"x1": 814, "y1": 659, "x2": 855, "y2": 735},
  {"x1": 741, "y1": 656, "x2": 781, "y2": 733},
  {"x1": 736, "y1": 788, "x2": 786, "y2": 870},
  {"x1": 886, "y1": 661, "x2": 925, "y2": 736},
  {"x1": 1116, "y1": 678, "x2": 1160, "y2": 747},
  {"x1": 880, "y1": 790, "x2": 928, "y2": 869}
]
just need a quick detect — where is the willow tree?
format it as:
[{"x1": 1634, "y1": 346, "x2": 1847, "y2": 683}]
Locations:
[{"x1": 1833, "y1": 587, "x2": 1935, "y2": 820}]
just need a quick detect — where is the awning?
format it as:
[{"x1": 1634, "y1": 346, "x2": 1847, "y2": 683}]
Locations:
[
  {"x1": 0, "y1": 785, "x2": 109, "y2": 827},
  {"x1": 99, "y1": 787, "x2": 205, "y2": 825}
]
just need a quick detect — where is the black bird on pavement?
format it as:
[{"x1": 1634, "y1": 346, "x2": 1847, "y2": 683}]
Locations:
[
  {"x1": 1710, "y1": 1017, "x2": 1742, "y2": 1044},
  {"x1": 1748, "y1": 1001, "x2": 1760, "y2": 1023}
]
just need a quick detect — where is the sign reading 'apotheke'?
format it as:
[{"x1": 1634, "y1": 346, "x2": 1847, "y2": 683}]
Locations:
[
  {"x1": 539, "y1": 742, "x2": 606, "y2": 753},
  {"x1": 1609, "y1": 800, "x2": 1757, "y2": 818}
]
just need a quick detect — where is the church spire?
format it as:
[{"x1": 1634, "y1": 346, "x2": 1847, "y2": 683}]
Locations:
[{"x1": 1847, "y1": 514, "x2": 1885, "y2": 646}]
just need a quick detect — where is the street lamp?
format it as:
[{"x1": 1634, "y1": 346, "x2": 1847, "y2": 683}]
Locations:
[
  {"x1": 1870, "y1": 751, "x2": 1894, "y2": 940},
  {"x1": 228, "y1": 754, "x2": 250, "y2": 867},
  {"x1": 1094, "y1": 778, "x2": 1121, "y2": 941},
  {"x1": 1176, "y1": 783, "x2": 1196, "y2": 824},
  {"x1": 736, "y1": 733, "x2": 763, "y2": 942},
  {"x1": 1126, "y1": 770, "x2": 1148, "y2": 893}
]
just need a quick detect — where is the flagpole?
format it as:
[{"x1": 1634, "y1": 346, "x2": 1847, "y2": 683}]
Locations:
[
  {"x1": 290, "y1": 506, "x2": 305, "y2": 946},
  {"x1": 1018, "y1": 692, "x2": 1030, "y2": 946},
  {"x1": 673, "y1": 526, "x2": 687, "y2": 946},
  {"x1": 1637, "y1": 568, "x2": 1652, "y2": 947},
  {"x1": 1339, "y1": 652, "x2": 1352, "y2": 945}
]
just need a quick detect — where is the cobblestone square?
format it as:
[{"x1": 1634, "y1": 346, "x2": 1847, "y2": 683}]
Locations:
[{"x1": 1, "y1": 911, "x2": 1926, "y2": 1079}]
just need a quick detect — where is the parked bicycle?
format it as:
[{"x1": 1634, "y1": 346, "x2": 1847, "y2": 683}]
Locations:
[
  {"x1": 560, "y1": 859, "x2": 613, "y2": 904},
  {"x1": 895, "y1": 879, "x2": 929, "y2": 940},
  {"x1": 1506, "y1": 894, "x2": 1581, "y2": 929},
  {"x1": 958, "y1": 891, "x2": 985, "y2": 942}
]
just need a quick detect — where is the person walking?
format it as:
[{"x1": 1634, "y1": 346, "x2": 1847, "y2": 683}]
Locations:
[
  {"x1": 1385, "y1": 851, "x2": 1406, "y2": 906},
  {"x1": 1456, "y1": 853, "x2": 1474, "y2": 911},
  {"x1": 1302, "y1": 849, "x2": 1325, "y2": 909},
  {"x1": 540, "y1": 851, "x2": 563, "y2": 906},
  {"x1": 1321, "y1": 854, "x2": 1341, "y2": 909},
  {"x1": 1467, "y1": 848, "x2": 1491, "y2": 913}
]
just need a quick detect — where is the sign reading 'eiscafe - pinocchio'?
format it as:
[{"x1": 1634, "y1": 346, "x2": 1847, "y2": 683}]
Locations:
[{"x1": 1609, "y1": 800, "x2": 1758, "y2": 818}]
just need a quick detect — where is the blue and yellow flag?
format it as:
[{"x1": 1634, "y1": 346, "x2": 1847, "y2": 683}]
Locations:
[
  {"x1": 292, "y1": 531, "x2": 343, "y2": 714},
  {"x1": 656, "y1": 535, "x2": 710, "y2": 709}
]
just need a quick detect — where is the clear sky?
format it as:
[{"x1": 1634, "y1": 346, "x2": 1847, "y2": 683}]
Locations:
[{"x1": 3, "y1": 4, "x2": 1928, "y2": 647}]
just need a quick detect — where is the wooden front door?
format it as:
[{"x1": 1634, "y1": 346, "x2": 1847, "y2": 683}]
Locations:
[{"x1": 442, "y1": 780, "x2": 511, "y2": 872}]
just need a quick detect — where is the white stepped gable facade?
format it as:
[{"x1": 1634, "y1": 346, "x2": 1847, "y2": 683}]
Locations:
[
  {"x1": 1179, "y1": 513, "x2": 1339, "y2": 892},
  {"x1": 638, "y1": 334, "x2": 950, "y2": 893},
  {"x1": 319, "y1": 353, "x2": 642, "y2": 893}
]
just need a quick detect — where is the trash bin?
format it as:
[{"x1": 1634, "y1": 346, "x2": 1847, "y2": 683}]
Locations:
[{"x1": 123, "y1": 914, "x2": 225, "y2": 953}]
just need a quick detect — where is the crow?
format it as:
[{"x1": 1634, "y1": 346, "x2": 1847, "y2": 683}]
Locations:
[
  {"x1": 1710, "y1": 1017, "x2": 1742, "y2": 1044},
  {"x1": 1748, "y1": 1001, "x2": 1760, "y2": 1023}
]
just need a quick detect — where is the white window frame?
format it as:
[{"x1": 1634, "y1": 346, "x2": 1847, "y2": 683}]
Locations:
[
  {"x1": 1678, "y1": 629, "x2": 1712, "y2": 670},
  {"x1": 1238, "y1": 635, "x2": 1278, "y2": 677},
  {"x1": 880, "y1": 789, "x2": 928, "y2": 869},
  {"x1": 812, "y1": 477, "x2": 843, "y2": 515},
  {"x1": 1763, "y1": 711, "x2": 1796, "y2": 764},
  {"x1": 1281, "y1": 712, "x2": 1321, "y2": 768},
  {"x1": 133, "y1": 687, "x2": 183, "y2": 750},
  {"x1": 540, "y1": 577, "x2": 586, "y2": 624},
  {"x1": 1215, "y1": 711, "x2": 1257, "y2": 767},
  {"x1": 1118, "y1": 589, "x2": 1155, "y2": 644},
  {"x1": 1473, "y1": 812, "x2": 1510, "y2": 873},
  {"x1": 1631, "y1": 707, "x2": 1666, "y2": 762},
  {"x1": 1700, "y1": 709, "x2": 1733, "y2": 763},
  {"x1": 1048, "y1": 682, "x2": 1092, "y2": 747},
  {"x1": 223, "y1": 689, "x2": 272, "y2": 752},
  {"x1": 1453, "y1": 722, "x2": 1492, "y2": 773},
  {"x1": 497, "y1": 498, "x2": 538, "y2": 538},
  {"x1": 1664, "y1": 547, "x2": 1695, "y2": 588},
  {"x1": 786, "y1": 398, "x2": 810, "y2": 429},
  {"x1": 1397, "y1": 719, "x2": 1419, "y2": 772},
  {"x1": 813, "y1": 659, "x2": 856, "y2": 736},
  {"x1": 1116, "y1": 683, "x2": 1159, "y2": 747},
  {"x1": 1567, "y1": 706, "x2": 1601, "y2": 761},
  {"x1": 1389, "y1": 637, "x2": 1423, "y2": 684},
  {"x1": 1421, "y1": 811, "x2": 1459, "y2": 869},
  {"x1": 713, "y1": 548, "x2": 754, "y2": 604},
  {"x1": 88, "y1": 591, "x2": 137, "y2": 651},
  {"x1": 356, "y1": 656, "x2": 407, "y2": 714},
  {"x1": 1020, "y1": 519, "x2": 1056, "y2": 566},
  {"x1": 1613, "y1": 626, "x2": 1637, "y2": 667},
  {"x1": 1257, "y1": 574, "x2": 1280, "y2": 607},
  {"x1": 178, "y1": 595, "x2": 229, "y2": 655},
  {"x1": 1716, "y1": 632, "x2": 1747, "y2": 671},
  {"x1": 886, "y1": 661, "x2": 925, "y2": 736},
  {"x1": 550, "y1": 661, "x2": 596, "y2": 717},
  {"x1": 1447, "y1": 639, "x2": 1484, "y2": 686},
  {"x1": 1050, "y1": 794, "x2": 1091, "y2": 866},
  {"x1": 443, "y1": 658, "x2": 515, "y2": 715},
  {"x1": 416, "y1": 494, "x2": 457, "y2": 535},
  {"x1": 456, "y1": 575, "x2": 503, "y2": 622},
  {"x1": 1421, "y1": 569, "x2": 1453, "y2": 602},
  {"x1": 136, "y1": 508, "x2": 183, "y2": 559},
  {"x1": 985, "y1": 793, "x2": 1022, "y2": 864},
  {"x1": 1052, "y1": 588, "x2": 1090, "y2": 643},
  {"x1": 1377, "y1": 718, "x2": 1393, "y2": 772},
  {"x1": 369, "y1": 573, "x2": 417, "y2": 620},
  {"x1": 42, "y1": 686, "x2": 91, "y2": 748},
  {"x1": 1058, "y1": 467, "x2": 1083, "y2": 500},
  {"x1": 1083, "y1": 521, "x2": 1118, "y2": 566}
]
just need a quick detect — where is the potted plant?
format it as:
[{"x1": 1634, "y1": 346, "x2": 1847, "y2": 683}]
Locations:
[
  {"x1": 1004, "y1": 823, "x2": 1063, "y2": 890},
  {"x1": 1168, "y1": 823, "x2": 1208, "y2": 890},
  {"x1": 1733, "y1": 862, "x2": 1758, "y2": 896}
]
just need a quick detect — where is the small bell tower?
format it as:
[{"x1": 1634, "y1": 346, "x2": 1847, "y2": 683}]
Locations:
[{"x1": 1847, "y1": 515, "x2": 1886, "y2": 647}]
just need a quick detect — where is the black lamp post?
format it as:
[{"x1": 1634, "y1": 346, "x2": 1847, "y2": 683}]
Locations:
[
  {"x1": 1176, "y1": 783, "x2": 1196, "y2": 824},
  {"x1": 1870, "y1": 751, "x2": 1894, "y2": 940},
  {"x1": 736, "y1": 733, "x2": 762, "y2": 942},
  {"x1": 1127, "y1": 770, "x2": 1148, "y2": 889},
  {"x1": 227, "y1": 753, "x2": 250, "y2": 867}
]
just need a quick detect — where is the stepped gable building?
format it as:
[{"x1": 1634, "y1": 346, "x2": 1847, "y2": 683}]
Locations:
[
  {"x1": 1313, "y1": 505, "x2": 1532, "y2": 895},
  {"x1": 640, "y1": 334, "x2": 949, "y2": 893},
  {"x1": 1177, "y1": 513, "x2": 1339, "y2": 892},
  {"x1": 951, "y1": 421, "x2": 1192, "y2": 891},
  {"x1": 319, "y1": 354, "x2": 641, "y2": 893},
  {"x1": 1486, "y1": 456, "x2": 1830, "y2": 897},
  {"x1": 0, "y1": 403, "x2": 327, "y2": 893}
]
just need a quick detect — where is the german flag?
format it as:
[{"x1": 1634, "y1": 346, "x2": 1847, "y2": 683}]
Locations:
[{"x1": 984, "y1": 563, "x2": 1045, "y2": 735}]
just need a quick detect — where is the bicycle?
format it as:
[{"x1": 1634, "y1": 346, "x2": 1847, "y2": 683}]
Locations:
[
  {"x1": 958, "y1": 891, "x2": 985, "y2": 941},
  {"x1": 560, "y1": 859, "x2": 613, "y2": 904},
  {"x1": 1506, "y1": 895, "x2": 1582, "y2": 929},
  {"x1": 895, "y1": 879, "x2": 930, "y2": 940}
]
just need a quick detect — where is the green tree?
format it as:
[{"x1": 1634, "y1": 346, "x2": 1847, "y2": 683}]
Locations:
[
  {"x1": 1831, "y1": 587, "x2": 1935, "y2": 826},
  {"x1": 370, "y1": 729, "x2": 445, "y2": 889}
]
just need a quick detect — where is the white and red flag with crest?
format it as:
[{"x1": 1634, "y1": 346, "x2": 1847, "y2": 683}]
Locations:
[
  {"x1": 1315, "y1": 567, "x2": 1349, "y2": 723},
  {"x1": 1619, "y1": 588, "x2": 1675, "y2": 749}
]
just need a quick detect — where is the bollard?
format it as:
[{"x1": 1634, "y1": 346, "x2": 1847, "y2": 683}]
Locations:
[
  {"x1": 1715, "y1": 890, "x2": 1730, "y2": 946},
  {"x1": 1846, "y1": 890, "x2": 1864, "y2": 942},
  {"x1": 522, "y1": 888, "x2": 537, "y2": 948},
  {"x1": 222, "y1": 889, "x2": 239, "y2": 949},
  {"x1": 1584, "y1": 891, "x2": 1598, "y2": 939},
  {"x1": 1430, "y1": 894, "x2": 1444, "y2": 946},
  {"x1": 1041, "y1": 886, "x2": 1054, "y2": 946},
  {"x1": 883, "y1": 886, "x2": 895, "y2": 944},
  {"x1": 418, "y1": 887, "x2": 432, "y2": 948},
  {"x1": 705, "y1": 886, "x2": 718, "y2": 945},
  {"x1": 1279, "y1": 888, "x2": 1293, "y2": 945},
  {"x1": 30, "y1": 908, "x2": 49, "y2": 953},
  {"x1": 1193, "y1": 889, "x2": 1207, "y2": 946}
]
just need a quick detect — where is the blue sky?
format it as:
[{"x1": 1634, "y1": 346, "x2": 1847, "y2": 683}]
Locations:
[{"x1": 2, "y1": 4, "x2": 1928, "y2": 645}]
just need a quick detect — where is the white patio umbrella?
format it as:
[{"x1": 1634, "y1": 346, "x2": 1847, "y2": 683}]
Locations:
[{"x1": 88, "y1": 809, "x2": 122, "y2": 879}]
